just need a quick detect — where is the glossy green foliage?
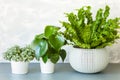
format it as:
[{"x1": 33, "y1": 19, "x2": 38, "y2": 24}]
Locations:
[
  {"x1": 59, "y1": 49, "x2": 66, "y2": 62},
  {"x1": 61, "y1": 5, "x2": 120, "y2": 49},
  {"x1": 4, "y1": 45, "x2": 35, "y2": 62},
  {"x1": 35, "y1": 39, "x2": 48, "y2": 60},
  {"x1": 32, "y1": 25, "x2": 66, "y2": 64},
  {"x1": 45, "y1": 25, "x2": 60, "y2": 38},
  {"x1": 49, "y1": 34, "x2": 65, "y2": 50}
]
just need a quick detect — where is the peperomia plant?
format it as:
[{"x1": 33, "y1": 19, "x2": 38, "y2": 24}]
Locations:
[
  {"x1": 32, "y1": 25, "x2": 66, "y2": 64},
  {"x1": 61, "y1": 5, "x2": 120, "y2": 49},
  {"x1": 4, "y1": 45, "x2": 35, "y2": 62}
]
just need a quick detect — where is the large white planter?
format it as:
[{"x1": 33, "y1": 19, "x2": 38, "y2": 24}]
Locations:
[
  {"x1": 40, "y1": 58, "x2": 55, "y2": 74},
  {"x1": 11, "y1": 61, "x2": 29, "y2": 74},
  {"x1": 69, "y1": 47, "x2": 109, "y2": 73}
]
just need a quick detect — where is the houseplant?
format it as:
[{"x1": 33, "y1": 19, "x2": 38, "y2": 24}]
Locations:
[
  {"x1": 32, "y1": 25, "x2": 66, "y2": 73},
  {"x1": 61, "y1": 5, "x2": 120, "y2": 73},
  {"x1": 4, "y1": 45, "x2": 35, "y2": 74}
]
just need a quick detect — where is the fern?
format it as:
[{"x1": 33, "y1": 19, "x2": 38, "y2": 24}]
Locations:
[{"x1": 61, "y1": 5, "x2": 120, "y2": 49}]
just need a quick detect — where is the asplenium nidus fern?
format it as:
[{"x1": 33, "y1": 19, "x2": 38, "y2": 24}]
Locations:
[{"x1": 61, "y1": 5, "x2": 120, "y2": 49}]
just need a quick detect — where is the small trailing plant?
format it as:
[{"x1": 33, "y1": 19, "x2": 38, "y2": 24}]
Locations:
[
  {"x1": 32, "y1": 25, "x2": 66, "y2": 64},
  {"x1": 61, "y1": 5, "x2": 120, "y2": 49},
  {"x1": 4, "y1": 45, "x2": 35, "y2": 62}
]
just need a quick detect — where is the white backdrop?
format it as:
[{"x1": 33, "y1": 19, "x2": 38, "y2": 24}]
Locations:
[{"x1": 0, "y1": 0, "x2": 120, "y2": 63}]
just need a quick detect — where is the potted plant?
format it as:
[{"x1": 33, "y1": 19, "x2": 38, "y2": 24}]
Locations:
[
  {"x1": 61, "y1": 5, "x2": 120, "y2": 73},
  {"x1": 4, "y1": 45, "x2": 35, "y2": 74},
  {"x1": 32, "y1": 25, "x2": 66, "y2": 74}
]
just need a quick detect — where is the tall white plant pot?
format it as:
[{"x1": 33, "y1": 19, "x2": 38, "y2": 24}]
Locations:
[
  {"x1": 69, "y1": 47, "x2": 109, "y2": 73},
  {"x1": 40, "y1": 58, "x2": 55, "y2": 74},
  {"x1": 11, "y1": 61, "x2": 29, "y2": 74}
]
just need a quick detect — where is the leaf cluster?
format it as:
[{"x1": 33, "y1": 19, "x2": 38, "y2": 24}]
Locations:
[
  {"x1": 61, "y1": 5, "x2": 120, "y2": 49},
  {"x1": 4, "y1": 45, "x2": 35, "y2": 62},
  {"x1": 32, "y1": 25, "x2": 66, "y2": 64}
]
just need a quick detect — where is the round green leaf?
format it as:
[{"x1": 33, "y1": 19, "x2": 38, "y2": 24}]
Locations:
[
  {"x1": 42, "y1": 55, "x2": 48, "y2": 63},
  {"x1": 60, "y1": 49, "x2": 66, "y2": 62},
  {"x1": 50, "y1": 54, "x2": 59, "y2": 64},
  {"x1": 32, "y1": 34, "x2": 45, "y2": 49},
  {"x1": 35, "y1": 39, "x2": 48, "y2": 60},
  {"x1": 35, "y1": 46, "x2": 40, "y2": 60},
  {"x1": 49, "y1": 34, "x2": 65, "y2": 50},
  {"x1": 45, "y1": 25, "x2": 60, "y2": 38},
  {"x1": 39, "y1": 39, "x2": 48, "y2": 57}
]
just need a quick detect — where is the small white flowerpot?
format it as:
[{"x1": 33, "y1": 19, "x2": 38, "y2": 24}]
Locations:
[
  {"x1": 11, "y1": 61, "x2": 29, "y2": 74},
  {"x1": 69, "y1": 47, "x2": 109, "y2": 73},
  {"x1": 40, "y1": 58, "x2": 55, "y2": 74}
]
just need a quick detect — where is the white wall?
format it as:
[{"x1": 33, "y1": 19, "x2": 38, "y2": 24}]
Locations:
[{"x1": 0, "y1": 0, "x2": 120, "y2": 63}]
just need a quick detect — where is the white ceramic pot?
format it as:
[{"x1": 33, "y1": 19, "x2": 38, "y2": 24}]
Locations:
[
  {"x1": 69, "y1": 47, "x2": 109, "y2": 73},
  {"x1": 11, "y1": 61, "x2": 29, "y2": 74},
  {"x1": 40, "y1": 58, "x2": 55, "y2": 74}
]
